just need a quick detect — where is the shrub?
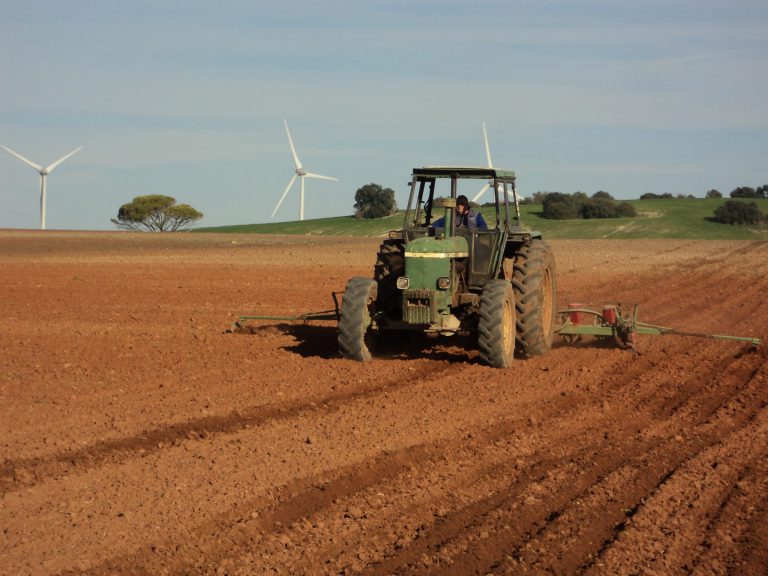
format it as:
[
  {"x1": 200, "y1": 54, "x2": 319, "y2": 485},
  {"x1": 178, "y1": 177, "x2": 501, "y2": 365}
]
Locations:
[
  {"x1": 580, "y1": 198, "x2": 637, "y2": 219},
  {"x1": 542, "y1": 193, "x2": 580, "y2": 219},
  {"x1": 713, "y1": 200, "x2": 765, "y2": 225},
  {"x1": 542, "y1": 192, "x2": 636, "y2": 220},
  {"x1": 580, "y1": 198, "x2": 616, "y2": 219},
  {"x1": 614, "y1": 202, "x2": 638, "y2": 217}
]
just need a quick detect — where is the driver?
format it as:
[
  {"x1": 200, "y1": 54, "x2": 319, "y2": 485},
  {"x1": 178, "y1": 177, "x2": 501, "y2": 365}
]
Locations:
[{"x1": 432, "y1": 195, "x2": 487, "y2": 230}]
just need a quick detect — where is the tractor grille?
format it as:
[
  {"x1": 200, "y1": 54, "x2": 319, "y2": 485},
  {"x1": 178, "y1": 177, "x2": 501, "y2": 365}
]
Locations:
[{"x1": 403, "y1": 289, "x2": 435, "y2": 325}]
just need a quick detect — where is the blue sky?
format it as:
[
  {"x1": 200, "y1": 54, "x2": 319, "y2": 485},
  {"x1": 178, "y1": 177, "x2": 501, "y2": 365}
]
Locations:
[{"x1": 1, "y1": 0, "x2": 767, "y2": 230}]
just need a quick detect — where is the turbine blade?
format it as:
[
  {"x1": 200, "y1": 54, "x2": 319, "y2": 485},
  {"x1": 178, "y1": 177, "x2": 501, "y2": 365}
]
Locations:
[
  {"x1": 1, "y1": 145, "x2": 43, "y2": 172},
  {"x1": 46, "y1": 146, "x2": 83, "y2": 173},
  {"x1": 482, "y1": 122, "x2": 493, "y2": 168},
  {"x1": 283, "y1": 119, "x2": 302, "y2": 171},
  {"x1": 303, "y1": 172, "x2": 338, "y2": 182},
  {"x1": 472, "y1": 183, "x2": 490, "y2": 203},
  {"x1": 271, "y1": 173, "x2": 298, "y2": 218}
]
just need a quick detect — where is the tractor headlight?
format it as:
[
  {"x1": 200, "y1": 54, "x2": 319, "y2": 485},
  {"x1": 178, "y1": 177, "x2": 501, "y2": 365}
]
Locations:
[
  {"x1": 396, "y1": 276, "x2": 410, "y2": 290},
  {"x1": 436, "y1": 276, "x2": 451, "y2": 290}
]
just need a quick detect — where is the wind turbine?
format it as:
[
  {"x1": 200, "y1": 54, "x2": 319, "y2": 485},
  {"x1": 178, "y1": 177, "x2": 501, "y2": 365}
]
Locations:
[
  {"x1": 271, "y1": 119, "x2": 338, "y2": 221},
  {"x1": 1, "y1": 144, "x2": 84, "y2": 229},
  {"x1": 472, "y1": 122, "x2": 495, "y2": 203}
]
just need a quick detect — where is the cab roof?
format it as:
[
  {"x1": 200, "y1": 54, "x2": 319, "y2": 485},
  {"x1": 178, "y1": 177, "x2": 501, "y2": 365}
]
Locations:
[{"x1": 413, "y1": 166, "x2": 516, "y2": 180}]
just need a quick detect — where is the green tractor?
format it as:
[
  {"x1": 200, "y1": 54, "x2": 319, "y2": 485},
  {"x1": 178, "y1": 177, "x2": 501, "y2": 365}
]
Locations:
[{"x1": 338, "y1": 166, "x2": 556, "y2": 368}]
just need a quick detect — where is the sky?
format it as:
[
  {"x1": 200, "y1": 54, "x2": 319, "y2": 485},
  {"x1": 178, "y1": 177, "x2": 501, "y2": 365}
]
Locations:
[{"x1": 1, "y1": 0, "x2": 767, "y2": 230}]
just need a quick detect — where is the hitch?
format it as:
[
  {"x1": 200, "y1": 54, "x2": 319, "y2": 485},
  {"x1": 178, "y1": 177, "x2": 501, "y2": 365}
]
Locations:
[{"x1": 555, "y1": 304, "x2": 762, "y2": 352}]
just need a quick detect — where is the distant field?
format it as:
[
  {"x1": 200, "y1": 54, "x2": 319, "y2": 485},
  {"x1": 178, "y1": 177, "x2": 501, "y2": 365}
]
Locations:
[{"x1": 194, "y1": 198, "x2": 768, "y2": 240}]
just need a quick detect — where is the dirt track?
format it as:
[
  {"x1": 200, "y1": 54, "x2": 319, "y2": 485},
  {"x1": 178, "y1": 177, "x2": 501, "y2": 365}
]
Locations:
[{"x1": 1, "y1": 230, "x2": 766, "y2": 575}]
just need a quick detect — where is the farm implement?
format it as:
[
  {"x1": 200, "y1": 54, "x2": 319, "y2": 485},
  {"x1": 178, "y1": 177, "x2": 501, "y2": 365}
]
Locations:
[
  {"x1": 232, "y1": 296, "x2": 762, "y2": 354},
  {"x1": 555, "y1": 303, "x2": 762, "y2": 352}
]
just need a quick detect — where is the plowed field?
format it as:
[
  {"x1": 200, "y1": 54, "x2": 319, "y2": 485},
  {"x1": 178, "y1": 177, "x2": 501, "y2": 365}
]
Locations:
[{"x1": 1, "y1": 231, "x2": 766, "y2": 575}]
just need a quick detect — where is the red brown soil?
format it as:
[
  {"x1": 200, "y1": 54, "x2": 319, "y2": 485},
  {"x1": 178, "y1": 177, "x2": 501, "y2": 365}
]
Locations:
[{"x1": 1, "y1": 230, "x2": 766, "y2": 575}]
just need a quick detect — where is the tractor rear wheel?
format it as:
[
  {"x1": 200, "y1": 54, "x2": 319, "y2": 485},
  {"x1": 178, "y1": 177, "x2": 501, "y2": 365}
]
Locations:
[
  {"x1": 338, "y1": 277, "x2": 377, "y2": 362},
  {"x1": 512, "y1": 239, "x2": 557, "y2": 357},
  {"x1": 478, "y1": 279, "x2": 516, "y2": 368}
]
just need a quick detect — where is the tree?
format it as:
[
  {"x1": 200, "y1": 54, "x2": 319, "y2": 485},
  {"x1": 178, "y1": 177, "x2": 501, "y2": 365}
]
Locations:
[
  {"x1": 730, "y1": 186, "x2": 757, "y2": 198},
  {"x1": 112, "y1": 195, "x2": 203, "y2": 231},
  {"x1": 353, "y1": 183, "x2": 397, "y2": 219},
  {"x1": 592, "y1": 190, "x2": 613, "y2": 200},
  {"x1": 713, "y1": 200, "x2": 765, "y2": 226},
  {"x1": 706, "y1": 189, "x2": 722, "y2": 199},
  {"x1": 530, "y1": 191, "x2": 550, "y2": 204},
  {"x1": 640, "y1": 192, "x2": 673, "y2": 200}
]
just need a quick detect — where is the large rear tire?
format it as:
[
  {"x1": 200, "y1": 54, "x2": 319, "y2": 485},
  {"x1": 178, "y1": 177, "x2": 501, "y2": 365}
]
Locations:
[
  {"x1": 478, "y1": 279, "x2": 516, "y2": 368},
  {"x1": 512, "y1": 240, "x2": 557, "y2": 357},
  {"x1": 338, "y1": 277, "x2": 377, "y2": 362}
]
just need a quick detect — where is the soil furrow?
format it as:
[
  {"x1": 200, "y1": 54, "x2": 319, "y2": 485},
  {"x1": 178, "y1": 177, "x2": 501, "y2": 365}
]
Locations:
[
  {"x1": 365, "y1": 341, "x2": 765, "y2": 574},
  {"x1": 686, "y1": 453, "x2": 768, "y2": 575},
  {"x1": 0, "y1": 360, "x2": 457, "y2": 496},
  {"x1": 1, "y1": 234, "x2": 766, "y2": 575}
]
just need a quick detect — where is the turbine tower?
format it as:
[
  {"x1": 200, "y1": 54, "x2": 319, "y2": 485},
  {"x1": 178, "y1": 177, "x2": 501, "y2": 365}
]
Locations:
[
  {"x1": 1, "y1": 144, "x2": 84, "y2": 229},
  {"x1": 271, "y1": 119, "x2": 337, "y2": 221},
  {"x1": 472, "y1": 122, "x2": 495, "y2": 203}
]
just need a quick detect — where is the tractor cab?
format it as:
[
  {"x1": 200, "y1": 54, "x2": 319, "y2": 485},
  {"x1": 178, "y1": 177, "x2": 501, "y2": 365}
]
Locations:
[
  {"x1": 402, "y1": 166, "x2": 522, "y2": 238},
  {"x1": 399, "y1": 167, "x2": 525, "y2": 293}
]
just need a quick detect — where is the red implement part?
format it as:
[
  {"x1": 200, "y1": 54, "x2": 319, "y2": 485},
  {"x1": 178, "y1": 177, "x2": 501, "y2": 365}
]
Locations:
[
  {"x1": 602, "y1": 305, "x2": 617, "y2": 325},
  {"x1": 567, "y1": 303, "x2": 585, "y2": 325}
]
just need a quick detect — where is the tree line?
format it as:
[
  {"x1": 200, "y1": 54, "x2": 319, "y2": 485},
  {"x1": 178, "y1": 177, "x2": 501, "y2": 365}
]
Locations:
[
  {"x1": 527, "y1": 186, "x2": 766, "y2": 226},
  {"x1": 641, "y1": 185, "x2": 768, "y2": 200},
  {"x1": 111, "y1": 181, "x2": 766, "y2": 231}
]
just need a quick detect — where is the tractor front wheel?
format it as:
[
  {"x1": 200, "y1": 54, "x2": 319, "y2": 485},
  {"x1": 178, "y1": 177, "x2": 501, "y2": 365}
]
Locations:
[
  {"x1": 374, "y1": 240, "x2": 404, "y2": 318},
  {"x1": 338, "y1": 277, "x2": 377, "y2": 362},
  {"x1": 478, "y1": 279, "x2": 516, "y2": 368}
]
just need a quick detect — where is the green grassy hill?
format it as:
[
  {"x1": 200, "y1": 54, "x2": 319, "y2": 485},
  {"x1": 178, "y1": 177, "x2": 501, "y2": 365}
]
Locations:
[
  {"x1": 194, "y1": 198, "x2": 768, "y2": 240},
  {"x1": 194, "y1": 212, "x2": 403, "y2": 236}
]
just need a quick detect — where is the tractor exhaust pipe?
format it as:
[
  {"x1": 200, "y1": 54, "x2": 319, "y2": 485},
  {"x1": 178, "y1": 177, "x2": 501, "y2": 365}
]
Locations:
[{"x1": 441, "y1": 197, "x2": 456, "y2": 239}]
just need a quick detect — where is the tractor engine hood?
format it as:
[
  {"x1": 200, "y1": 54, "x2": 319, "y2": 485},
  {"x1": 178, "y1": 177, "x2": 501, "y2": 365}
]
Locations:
[
  {"x1": 404, "y1": 235, "x2": 469, "y2": 259},
  {"x1": 404, "y1": 235, "x2": 469, "y2": 290}
]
